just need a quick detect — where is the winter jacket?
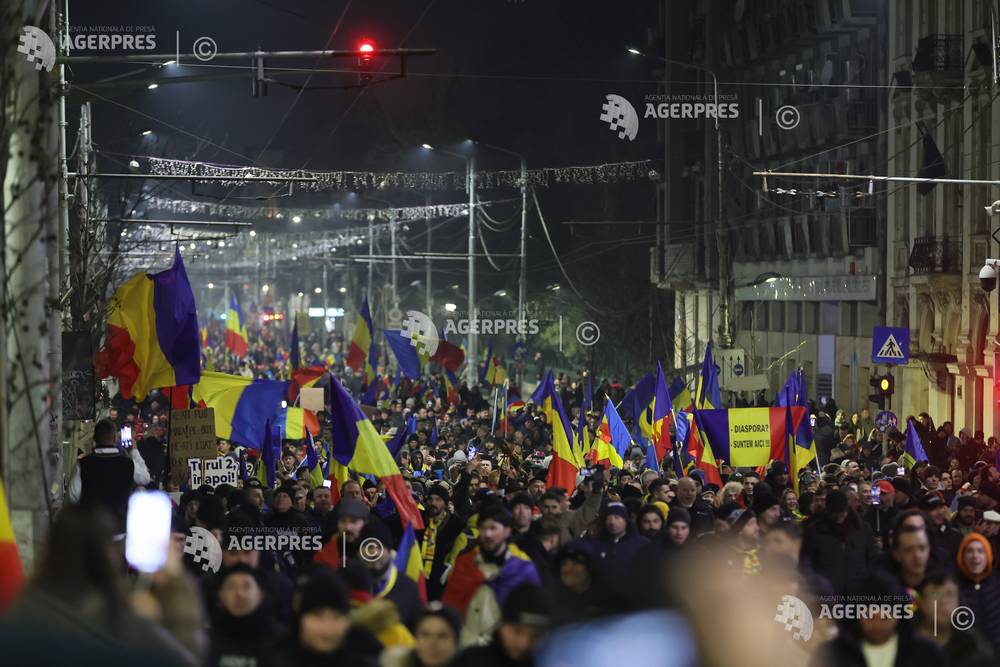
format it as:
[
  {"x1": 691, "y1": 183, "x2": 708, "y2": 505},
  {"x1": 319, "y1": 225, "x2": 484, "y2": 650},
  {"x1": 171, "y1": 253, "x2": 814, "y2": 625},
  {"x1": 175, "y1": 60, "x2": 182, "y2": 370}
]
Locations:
[
  {"x1": 802, "y1": 511, "x2": 878, "y2": 593},
  {"x1": 265, "y1": 625, "x2": 383, "y2": 667},
  {"x1": 417, "y1": 511, "x2": 467, "y2": 601},
  {"x1": 669, "y1": 498, "x2": 715, "y2": 536},
  {"x1": 441, "y1": 544, "x2": 540, "y2": 646},
  {"x1": 958, "y1": 570, "x2": 1000, "y2": 655},
  {"x1": 809, "y1": 624, "x2": 943, "y2": 667},
  {"x1": 209, "y1": 606, "x2": 284, "y2": 667}
]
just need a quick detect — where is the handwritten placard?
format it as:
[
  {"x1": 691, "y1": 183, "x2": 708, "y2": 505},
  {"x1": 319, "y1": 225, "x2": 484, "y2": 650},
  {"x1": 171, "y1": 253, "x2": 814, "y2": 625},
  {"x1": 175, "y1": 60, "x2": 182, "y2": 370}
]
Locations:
[
  {"x1": 169, "y1": 408, "x2": 217, "y2": 486},
  {"x1": 188, "y1": 456, "x2": 239, "y2": 487}
]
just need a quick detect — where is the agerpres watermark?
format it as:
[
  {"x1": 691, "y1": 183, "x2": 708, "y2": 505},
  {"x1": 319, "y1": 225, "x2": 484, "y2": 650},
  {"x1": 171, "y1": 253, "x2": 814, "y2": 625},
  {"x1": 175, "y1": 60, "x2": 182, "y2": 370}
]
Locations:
[
  {"x1": 775, "y1": 593, "x2": 976, "y2": 642},
  {"x1": 396, "y1": 309, "x2": 542, "y2": 352},
  {"x1": 64, "y1": 24, "x2": 158, "y2": 52},
  {"x1": 642, "y1": 93, "x2": 741, "y2": 119}
]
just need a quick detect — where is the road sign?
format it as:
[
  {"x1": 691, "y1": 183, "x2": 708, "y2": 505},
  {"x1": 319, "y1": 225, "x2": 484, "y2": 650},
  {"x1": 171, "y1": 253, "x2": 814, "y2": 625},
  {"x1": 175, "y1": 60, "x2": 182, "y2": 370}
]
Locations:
[
  {"x1": 733, "y1": 362, "x2": 744, "y2": 377},
  {"x1": 875, "y1": 410, "x2": 898, "y2": 433},
  {"x1": 872, "y1": 326, "x2": 910, "y2": 365}
]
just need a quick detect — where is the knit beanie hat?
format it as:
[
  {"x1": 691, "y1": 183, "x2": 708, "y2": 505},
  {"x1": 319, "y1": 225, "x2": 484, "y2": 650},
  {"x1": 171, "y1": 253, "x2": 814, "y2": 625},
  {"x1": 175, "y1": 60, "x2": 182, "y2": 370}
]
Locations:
[{"x1": 956, "y1": 532, "x2": 994, "y2": 585}]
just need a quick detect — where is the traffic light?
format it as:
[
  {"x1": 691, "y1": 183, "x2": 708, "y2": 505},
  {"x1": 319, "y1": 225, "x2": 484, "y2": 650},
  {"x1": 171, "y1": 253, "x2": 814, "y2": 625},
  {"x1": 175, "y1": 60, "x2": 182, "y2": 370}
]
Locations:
[
  {"x1": 358, "y1": 39, "x2": 375, "y2": 85},
  {"x1": 868, "y1": 373, "x2": 894, "y2": 410}
]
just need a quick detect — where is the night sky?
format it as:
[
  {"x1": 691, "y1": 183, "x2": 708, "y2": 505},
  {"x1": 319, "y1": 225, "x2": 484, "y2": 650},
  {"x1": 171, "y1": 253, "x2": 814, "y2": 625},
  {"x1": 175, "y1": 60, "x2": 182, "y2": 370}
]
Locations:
[{"x1": 66, "y1": 0, "x2": 666, "y2": 342}]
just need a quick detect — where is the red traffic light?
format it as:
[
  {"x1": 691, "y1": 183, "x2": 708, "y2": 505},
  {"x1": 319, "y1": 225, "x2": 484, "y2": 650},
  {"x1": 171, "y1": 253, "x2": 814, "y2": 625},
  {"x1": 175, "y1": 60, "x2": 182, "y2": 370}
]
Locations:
[{"x1": 358, "y1": 40, "x2": 375, "y2": 67}]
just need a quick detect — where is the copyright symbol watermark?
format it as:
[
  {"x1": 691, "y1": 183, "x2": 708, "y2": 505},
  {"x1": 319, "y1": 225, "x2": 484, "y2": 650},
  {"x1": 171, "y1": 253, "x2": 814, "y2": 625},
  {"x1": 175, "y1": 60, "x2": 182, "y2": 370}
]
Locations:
[
  {"x1": 775, "y1": 105, "x2": 800, "y2": 130},
  {"x1": 951, "y1": 605, "x2": 975, "y2": 631},
  {"x1": 575, "y1": 321, "x2": 600, "y2": 346},
  {"x1": 358, "y1": 537, "x2": 385, "y2": 562},
  {"x1": 193, "y1": 36, "x2": 217, "y2": 62}
]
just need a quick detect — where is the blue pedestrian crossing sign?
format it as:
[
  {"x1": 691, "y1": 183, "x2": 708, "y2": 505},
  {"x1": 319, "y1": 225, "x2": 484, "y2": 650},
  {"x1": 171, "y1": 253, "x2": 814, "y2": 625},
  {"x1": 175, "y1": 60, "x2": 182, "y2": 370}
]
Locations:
[{"x1": 872, "y1": 326, "x2": 909, "y2": 365}]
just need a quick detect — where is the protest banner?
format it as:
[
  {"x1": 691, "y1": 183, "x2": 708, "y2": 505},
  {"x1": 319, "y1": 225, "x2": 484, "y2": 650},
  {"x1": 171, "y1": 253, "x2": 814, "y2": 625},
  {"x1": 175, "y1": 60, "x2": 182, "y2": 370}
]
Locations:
[{"x1": 169, "y1": 408, "x2": 217, "y2": 485}]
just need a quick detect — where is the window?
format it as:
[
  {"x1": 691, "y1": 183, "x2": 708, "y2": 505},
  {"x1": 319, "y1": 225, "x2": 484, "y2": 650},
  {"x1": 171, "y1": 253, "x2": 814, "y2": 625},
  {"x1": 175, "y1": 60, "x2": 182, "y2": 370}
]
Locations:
[
  {"x1": 804, "y1": 302, "x2": 818, "y2": 333},
  {"x1": 771, "y1": 302, "x2": 786, "y2": 331},
  {"x1": 789, "y1": 302, "x2": 802, "y2": 332},
  {"x1": 821, "y1": 301, "x2": 840, "y2": 334}
]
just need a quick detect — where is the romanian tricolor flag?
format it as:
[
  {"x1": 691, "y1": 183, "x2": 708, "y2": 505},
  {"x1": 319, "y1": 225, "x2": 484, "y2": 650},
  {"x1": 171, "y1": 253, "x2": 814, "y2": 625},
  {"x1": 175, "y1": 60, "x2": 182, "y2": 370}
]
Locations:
[
  {"x1": 901, "y1": 419, "x2": 929, "y2": 470},
  {"x1": 691, "y1": 407, "x2": 807, "y2": 469},
  {"x1": 0, "y1": 478, "x2": 24, "y2": 612},
  {"x1": 495, "y1": 379, "x2": 510, "y2": 435},
  {"x1": 328, "y1": 374, "x2": 424, "y2": 529},
  {"x1": 394, "y1": 522, "x2": 428, "y2": 603},
  {"x1": 253, "y1": 420, "x2": 280, "y2": 488},
  {"x1": 443, "y1": 369, "x2": 460, "y2": 406},
  {"x1": 531, "y1": 371, "x2": 578, "y2": 490},
  {"x1": 576, "y1": 376, "x2": 593, "y2": 467},
  {"x1": 96, "y1": 248, "x2": 200, "y2": 401},
  {"x1": 346, "y1": 299, "x2": 377, "y2": 385},
  {"x1": 200, "y1": 326, "x2": 208, "y2": 349},
  {"x1": 776, "y1": 369, "x2": 817, "y2": 469},
  {"x1": 680, "y1": 410, "x2": 722, "y2": 488},
  {"x1": 289, "y1": 365, "x2": 327, "y2": 403},
  {"x1": 304, "y1": 431, "x2": 325, "y2": 488},
  {"x1": 384, "y1": 329, "x2": 423, "y2": 380},
  {"x1": 275, "y1": 406, "x2": 321, "y2": 441},
  {"x1": 429, "y1": 340, "x2": 465, "y2": 374},
  {"x1": 225, "y1": 294, "x2": 249, "y2": 357},
  {"x1": 192, "y1": 371, "x2": 288, "y2": 447},
  {"x1": 595, "y1": 396, "x2": 631, "y2": 469},
  {"x1": 695, "y1": 342, "x2": 721, "y2": 409},
  {"x1": 650, "y1": 363, "x2": 672, "y2": 463}
]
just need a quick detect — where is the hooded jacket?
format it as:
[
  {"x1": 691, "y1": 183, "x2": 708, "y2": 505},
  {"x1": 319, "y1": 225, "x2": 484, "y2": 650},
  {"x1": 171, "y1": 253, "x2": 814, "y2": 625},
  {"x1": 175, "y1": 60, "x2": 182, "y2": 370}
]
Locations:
[{"x1": 956, "y1": 532, "x2": 1000, "y2": 654}]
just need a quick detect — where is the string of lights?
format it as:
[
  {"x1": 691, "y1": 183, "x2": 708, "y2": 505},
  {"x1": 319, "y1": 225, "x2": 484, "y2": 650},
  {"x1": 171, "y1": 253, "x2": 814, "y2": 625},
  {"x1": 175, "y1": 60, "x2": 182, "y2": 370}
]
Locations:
[{"x1": 146, "y1": 156, "x2": 657, "y2": 192}]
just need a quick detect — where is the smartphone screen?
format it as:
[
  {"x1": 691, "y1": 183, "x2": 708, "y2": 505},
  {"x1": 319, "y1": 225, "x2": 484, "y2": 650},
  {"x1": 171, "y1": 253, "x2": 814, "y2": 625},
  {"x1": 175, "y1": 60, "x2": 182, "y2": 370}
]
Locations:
[
  {"x1": 120, "y1": 425, "x2": 133, "y2": 448},
  {"x1": 870, "y1": 486, "x2": 881, "y2": 505},
  {"x1": 125, "y1": 491, "x2": 172, "y2": 573}
]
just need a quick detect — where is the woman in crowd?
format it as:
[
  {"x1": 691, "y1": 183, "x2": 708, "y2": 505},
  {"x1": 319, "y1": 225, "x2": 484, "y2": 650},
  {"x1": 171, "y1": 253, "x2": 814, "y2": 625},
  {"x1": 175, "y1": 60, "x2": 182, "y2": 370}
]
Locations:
[{"x1": 382, "y1": 604, "x2": 463, "y2": 667}]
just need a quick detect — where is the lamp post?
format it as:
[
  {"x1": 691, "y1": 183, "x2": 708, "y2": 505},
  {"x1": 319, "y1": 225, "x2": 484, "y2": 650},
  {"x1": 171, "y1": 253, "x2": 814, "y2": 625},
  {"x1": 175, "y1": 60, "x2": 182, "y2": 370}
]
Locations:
[
  {"x1": 628, "y1": 47, "x2": 730, "y2": 348},
  {"x1": 422, "y1": 145, "x2": 478, "y2": 386}
]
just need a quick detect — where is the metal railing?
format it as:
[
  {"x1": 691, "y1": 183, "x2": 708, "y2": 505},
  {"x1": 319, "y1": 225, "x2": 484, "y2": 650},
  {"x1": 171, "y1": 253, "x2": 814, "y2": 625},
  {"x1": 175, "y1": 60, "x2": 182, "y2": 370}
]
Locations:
[{"x1": 908, "y1": 236, "x2": 961, "y2": 274}]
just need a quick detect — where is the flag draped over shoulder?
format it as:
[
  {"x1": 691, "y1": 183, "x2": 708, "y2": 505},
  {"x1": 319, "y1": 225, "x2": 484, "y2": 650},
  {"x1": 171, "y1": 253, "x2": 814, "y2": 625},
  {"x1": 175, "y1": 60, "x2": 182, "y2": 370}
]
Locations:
[
  {"x1": 395, "y1": 523, "x2": 427, "y2": 603},
  {"x1": 901, "y1": 419, "x2": 929, "y2": 469},
  {"x1": 96, "y1": 248, "x2": 200, "y2": 400},
  {"x1": 192, "y1": 371, "x2": 288, "y2": 447},
  {"x1": 693, "y1": 407, "x2": 807, "y2": 468},
  {"x1": 225, "y1": 293, "x2": 249, "y2": 357},
  {"x1": 532, "y1": 372, "x2": 578, "y2": 490},
  {"x1": 327, "y1": 374, "x2": 424, "y2": 529},
  {"x1": 346, "y1": 299, "x2": 377, "y2": 384}
]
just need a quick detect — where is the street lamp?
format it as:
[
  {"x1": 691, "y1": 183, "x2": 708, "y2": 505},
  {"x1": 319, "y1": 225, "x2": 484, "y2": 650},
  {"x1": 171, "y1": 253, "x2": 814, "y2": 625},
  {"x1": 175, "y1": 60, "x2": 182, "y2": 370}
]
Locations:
[
  {"x1": 627, "y1": 46, "x2": 730, "y2": 348},
  {"x1": 422, "y1": 143, "x2": 478, "y2": 386}
]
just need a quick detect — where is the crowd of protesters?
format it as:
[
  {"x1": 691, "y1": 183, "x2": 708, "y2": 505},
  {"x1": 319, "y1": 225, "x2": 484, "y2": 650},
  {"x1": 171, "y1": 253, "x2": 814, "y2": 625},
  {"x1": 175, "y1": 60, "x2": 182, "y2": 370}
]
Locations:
[{"x1": 4, "y1": 320, "x2": 1000, "y2": 666}]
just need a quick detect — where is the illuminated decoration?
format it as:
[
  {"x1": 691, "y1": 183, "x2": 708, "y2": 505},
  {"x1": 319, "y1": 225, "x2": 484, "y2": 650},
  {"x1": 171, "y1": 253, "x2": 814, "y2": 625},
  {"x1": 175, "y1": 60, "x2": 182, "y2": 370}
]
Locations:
[
  {"x1": 146, "y1": 156, "x2": 656, "y2": 192},
  {"x1": 139, "y1": 194, "x2": 513, "y2": 224}
]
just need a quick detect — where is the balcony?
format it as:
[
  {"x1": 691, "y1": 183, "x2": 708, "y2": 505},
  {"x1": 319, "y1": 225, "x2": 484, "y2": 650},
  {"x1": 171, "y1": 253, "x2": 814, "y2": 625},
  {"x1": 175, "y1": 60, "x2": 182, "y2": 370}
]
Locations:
[
  {"x1": 908, "y1": 236, "x2": 961, "y2": 274},
  {"x1": 912, "y1": 35, "x2": 963, "y2": 72},
  {"x1": 912, "y1": 34, "x2": 964, "y2": 101}
]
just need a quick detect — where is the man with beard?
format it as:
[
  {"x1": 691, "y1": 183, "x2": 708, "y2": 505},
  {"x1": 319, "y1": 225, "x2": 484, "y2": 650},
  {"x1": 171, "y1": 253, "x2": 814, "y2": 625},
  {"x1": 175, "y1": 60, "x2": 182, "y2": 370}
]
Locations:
[
  {"x1": 419, "y1": 483, "x2": 469, "y2": 601},
  {"x1": 443, "y1": 503, "x2": 541, "y2": 645},
  {"x1": 952, "y1": 496, "x2": 979, "y2": 537},
  {"x1": 313, "y1": 498, "x2": 377, "y2": 569}
]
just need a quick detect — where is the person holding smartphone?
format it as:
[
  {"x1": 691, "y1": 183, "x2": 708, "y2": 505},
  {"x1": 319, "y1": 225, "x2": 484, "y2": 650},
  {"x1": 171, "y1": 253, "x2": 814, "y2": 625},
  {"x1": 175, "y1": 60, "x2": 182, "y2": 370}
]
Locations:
[{"x1": 67, "y1": 418, "x2": 151, "y2": 530}]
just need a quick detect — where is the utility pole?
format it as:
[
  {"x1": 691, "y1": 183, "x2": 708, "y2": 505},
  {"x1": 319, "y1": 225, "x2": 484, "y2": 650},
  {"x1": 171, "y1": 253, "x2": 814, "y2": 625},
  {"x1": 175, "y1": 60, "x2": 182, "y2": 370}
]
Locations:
[
  {"x1": 425, "y1": 194, "x2": 432, "y2": 317},
  {"x1": 390, "y1": 220, "x2": 398, "y2": 312},
  {"x1": 367, "y1": 218, "x2": 374, "y2": 306},
  {"x1": 467, "y1": 157, "x2": 478, "y2": 387}
]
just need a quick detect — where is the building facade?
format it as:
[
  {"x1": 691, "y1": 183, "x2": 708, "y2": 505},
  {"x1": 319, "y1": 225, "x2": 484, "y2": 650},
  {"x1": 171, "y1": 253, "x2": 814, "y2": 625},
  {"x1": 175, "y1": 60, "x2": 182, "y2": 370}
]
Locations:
[
  {"x1": 886, "y1": 0, "x2": 1000, "y2": 435},
  {"x1": 653, "y1": 0, "x2": 887, "y2": 411}
]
